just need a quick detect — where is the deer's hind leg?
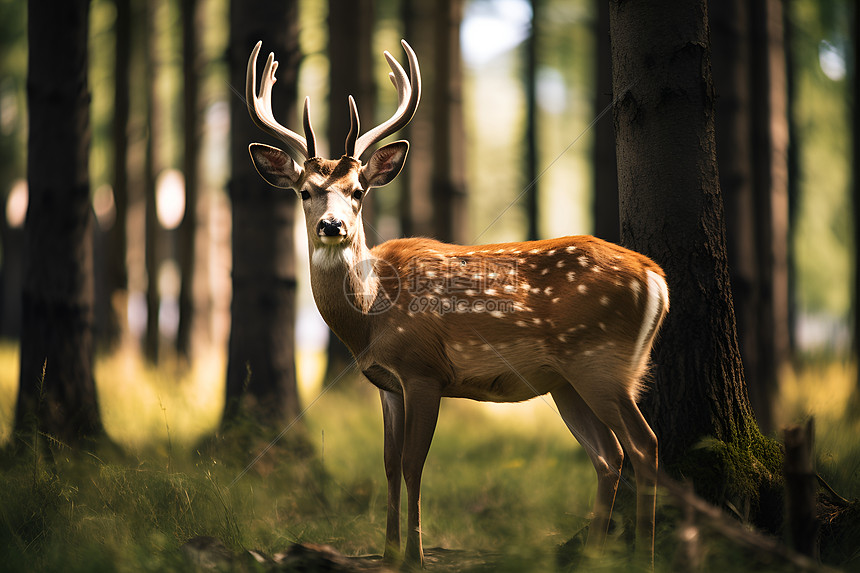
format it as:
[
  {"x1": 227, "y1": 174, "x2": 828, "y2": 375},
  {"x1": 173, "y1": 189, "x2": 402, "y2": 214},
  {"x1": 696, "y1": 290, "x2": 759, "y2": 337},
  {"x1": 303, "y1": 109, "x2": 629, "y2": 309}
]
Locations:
[
  {"x1": 565, "y1": 378, "x2": 658, "y2": 565},
  {"x1": 551, "y1": 383, "x2": 624, "y2": 553}
]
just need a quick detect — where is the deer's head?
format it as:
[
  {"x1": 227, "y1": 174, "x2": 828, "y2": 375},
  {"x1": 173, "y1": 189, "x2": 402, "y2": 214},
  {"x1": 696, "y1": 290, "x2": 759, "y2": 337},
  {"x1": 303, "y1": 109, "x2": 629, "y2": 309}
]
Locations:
[{"x1": 246, "y1": 40, "x2": 420, "y2": 251}]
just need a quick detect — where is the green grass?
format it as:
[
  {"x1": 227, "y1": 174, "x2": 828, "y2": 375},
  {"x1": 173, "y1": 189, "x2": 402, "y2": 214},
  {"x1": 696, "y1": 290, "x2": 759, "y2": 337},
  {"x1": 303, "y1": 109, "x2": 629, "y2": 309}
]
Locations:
[{"x1": 0, "y1": 345, "x2": 859, "y2": 570}]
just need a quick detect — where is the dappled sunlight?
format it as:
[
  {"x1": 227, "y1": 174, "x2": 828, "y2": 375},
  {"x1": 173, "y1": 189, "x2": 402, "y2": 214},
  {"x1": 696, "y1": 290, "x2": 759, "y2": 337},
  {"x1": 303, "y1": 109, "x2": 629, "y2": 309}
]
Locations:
[
  {"x1": 94, "y1": 345, "x2": 225, "y2": 450},
  {"x1": 0, "y1": 342, "x2": 19, "y2": 444},
  {"x1": 777, "y1": 361, "x2": 856, "y2": 423}
]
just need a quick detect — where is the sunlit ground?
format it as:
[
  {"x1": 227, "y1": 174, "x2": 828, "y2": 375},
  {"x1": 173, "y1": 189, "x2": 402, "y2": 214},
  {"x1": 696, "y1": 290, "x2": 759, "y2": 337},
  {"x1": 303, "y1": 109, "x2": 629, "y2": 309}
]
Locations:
[
  {"x1": 0, "y1": 341, "x2": 857, "y2": 450},
  {"x1": 0, "y1": 341, "x2": 328, "y2": 449}
]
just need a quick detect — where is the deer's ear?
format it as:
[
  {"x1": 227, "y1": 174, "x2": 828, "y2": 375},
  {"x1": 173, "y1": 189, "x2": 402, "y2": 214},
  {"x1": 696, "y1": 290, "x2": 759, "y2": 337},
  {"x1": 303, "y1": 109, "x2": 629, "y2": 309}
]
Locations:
[
  {"x1": 249, "y1": 143, "x2": 304, "y2": 189},
  {"x1": 360, "y1": 141, "x2": 409, "y2": 189}
]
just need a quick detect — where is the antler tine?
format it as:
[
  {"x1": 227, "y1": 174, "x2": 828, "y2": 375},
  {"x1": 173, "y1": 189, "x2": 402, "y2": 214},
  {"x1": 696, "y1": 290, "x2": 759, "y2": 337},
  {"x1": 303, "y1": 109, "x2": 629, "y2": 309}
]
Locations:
[
  {"x1": 352, "y1": 40, "x2": 421, "y2": 160},
  {"x1": 345, "y1": 96, "x2": 360, "y2": 157},
  {"x1": 246, "y1": 41, "x2": 310, "y2": 160},
  {"x1": 302, "y1": 97, "x2": 317, "y2": 158}
]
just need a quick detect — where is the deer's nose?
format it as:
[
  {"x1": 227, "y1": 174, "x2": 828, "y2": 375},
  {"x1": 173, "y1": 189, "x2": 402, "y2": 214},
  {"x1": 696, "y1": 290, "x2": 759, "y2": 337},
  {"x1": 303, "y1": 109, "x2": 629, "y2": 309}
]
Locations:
[{"x1": 318, "y1": 218, "x2": 344, "y2": 237}]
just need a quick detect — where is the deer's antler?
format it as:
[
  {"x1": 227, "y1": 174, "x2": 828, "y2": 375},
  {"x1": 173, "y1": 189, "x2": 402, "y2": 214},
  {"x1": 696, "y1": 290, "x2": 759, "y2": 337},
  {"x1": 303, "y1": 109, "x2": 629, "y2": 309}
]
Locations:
[
  {"x1": 348, "y1": 40, "x2": 421, "y2": 160},
  {"x1": 246, "y1": 41, "x2": 317, "y2": 160}
]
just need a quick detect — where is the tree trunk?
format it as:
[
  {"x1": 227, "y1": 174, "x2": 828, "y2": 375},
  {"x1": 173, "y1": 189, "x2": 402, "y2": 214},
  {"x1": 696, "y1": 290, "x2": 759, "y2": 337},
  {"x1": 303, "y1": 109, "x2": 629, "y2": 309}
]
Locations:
[
  {"x1": 748, "y1": 0, "x2": 790, "y2": 435},
  {"x1": 609, "y1": 0, "x2": 780, "y2": 516},
  {"x1": 855, "y1": 0, "x2": 860, "y2": 400},
  {"x1": 710, "y1": 0, "x2": 759, "y2": 424},
  {"x1": 431, "y1": 0, "x2": 467, "y2": 244},
  {"x1": 104, "y1": 0, "x2": 131, "y2": 349},
  {"x1": 592, "y1": 0, "x2": 619, "y2": 244},
  {"x1": 324, "y1": 0, "x2": 375, "y2": 385},
  {"x1": 401, "y1": 0, "x2": 435, "y2": 238},
  {"x1": 226, "y1": 0, "x2": 300, "y2": 426},
  {"x1": 523, "y1": 0, "x2": 539, "y2": 241},
  {"x1": 16, "y1": 0, "x2": 101, "y2": 443},
  {"x1": 177, "y1": 0, "x2": 202, "y2": 360},
  {"x1": 144, "y1": 0, "x2": 163, "y2": 364}
]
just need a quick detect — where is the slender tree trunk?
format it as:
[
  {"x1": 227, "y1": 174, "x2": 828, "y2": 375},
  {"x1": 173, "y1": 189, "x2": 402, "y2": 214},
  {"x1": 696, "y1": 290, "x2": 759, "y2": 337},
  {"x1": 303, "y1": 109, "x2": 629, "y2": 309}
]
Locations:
[
  {"x1": 610, "y1": 0, "x2": 767, "y2": 472},
  {"x1": 748, "y1": 0, "x2": 790, "y2": 434},
  {"x1": 853, "y1": 0, "x2": 860, "y2": 399},
  {"x1": 144, "y1": 0, "x2": 163, "y2": 364},
  {"x1": 16, "y1": 0, "x2": 102, "y2": 443},
  {"x1": 226, "y1": 0, "x2": 300, "y2": 425},
  {"x1": 524, "y1": 0, "x2": 539, "y2": 241},
  {"x1": 432, "y1": 0, "x2": 467, "y2": 244},
  {"x1": 177, "y1": 0, "x2": 202, "y2": 360},
  {"x1": 105, "y1": 0, "x2": 131, "y2": 349},
  {"x1": 593, "y1": 0, "x2": 619, "y2": 243},
  {"x1": 324, "y1": 0, "x2": 375, "y2": 385},
  {"x1": 401, "y1": 0, "x2": 435, "y2": 238},
  {"x1": 710, "y1": 0, "x2": 759, "y2": 425}
]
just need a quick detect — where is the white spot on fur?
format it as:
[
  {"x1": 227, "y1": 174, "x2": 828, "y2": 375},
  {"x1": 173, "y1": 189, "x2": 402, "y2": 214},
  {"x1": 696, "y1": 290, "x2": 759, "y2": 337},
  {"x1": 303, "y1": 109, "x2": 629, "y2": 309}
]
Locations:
[
  {"x1": 557, "y1": 334, "x2": 567, "y2": 343},
  {"x1": 578, "y1": 255, "x2": 589, "y2": 267},
  {"x1": 532, "y1": 317, "x2": 542, "y2": 325},
  {"x1": 516, "y1": 320, "x2": 528, "y2": 327},
  {"x1": 566, "y1": 271, "x2": 576, "y2": 282},
  {"x1": 566, "y1": 246, "x2": 577, "y2": 253},
  {"x1": 426, "y1": 270, "x2": 437, "y2": 278},
  {"x1": 503, "y1": 285, "x2": 516, "y2": 293},
  {"x1": 484, "y1": 288, "x2": 497, "y2": 296},
  {"x1": 600, "y1": 295, "x2": 610, "y2": 306},
  {"x1": 465, "y1": 289, "x2": 477, "y2": 296},
  {"x1": 544, "y1": 286, "x2": 554, "y2": 296},
  {"x1": 397, "y1": 326, "x2": 405, "y2": 333},
  {"x1": 547, "y1": 249, "x2": 556, "y2": 255},
  {"x1": 530, "y1": 248, "x2": 541, "y2": 254},
  {"x1": 552, "y1": 297, "x2": 561, "y2": 304},
  {"x1": 541, "y1": 268, "x2": 550, "y2": 275},
  {"x1": 556, "y1": 259, "x2": 566, "y2": 268},
  {"x1": 521, "y1": 283, "x2": 531, "y2": 291},
  {"x1": 631, "y1": 279, "x2": 642, "y2": 300},
  {"x1": 577, "y1": 284, "x2": 588, "y2": 294},
  {"x1": 490, "y1": 310, "x2": 505, "y2": 318}
]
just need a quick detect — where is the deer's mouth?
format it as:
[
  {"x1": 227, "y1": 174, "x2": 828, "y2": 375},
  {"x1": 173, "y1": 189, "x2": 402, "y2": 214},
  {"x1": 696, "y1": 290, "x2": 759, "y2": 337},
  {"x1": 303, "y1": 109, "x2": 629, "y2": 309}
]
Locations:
[
  {"x1": 317, "y1": 217, "x2": 347, "y2": 245},
  {"x1": 319, "y1": 233, "x2": 346, "y2": 245}
]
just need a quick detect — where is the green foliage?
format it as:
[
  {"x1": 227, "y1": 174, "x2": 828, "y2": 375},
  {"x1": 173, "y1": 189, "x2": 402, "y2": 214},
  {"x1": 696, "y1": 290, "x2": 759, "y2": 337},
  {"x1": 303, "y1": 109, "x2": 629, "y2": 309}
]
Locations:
[
  {"x1": 2, "y1": 360, "x2": 860, "y2": 570},
  {"x1": 672, "y1": 430, "x2": 784, "y2": 531}
]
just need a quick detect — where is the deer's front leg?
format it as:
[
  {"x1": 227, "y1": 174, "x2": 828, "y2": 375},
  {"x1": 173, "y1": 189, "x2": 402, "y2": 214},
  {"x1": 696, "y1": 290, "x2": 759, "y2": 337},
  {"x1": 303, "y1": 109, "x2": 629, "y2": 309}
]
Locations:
[
  {"x1": 380, "y1": 389, "x2": 405, "y2": 563},
  {"x1": 401, "y1": 381, "x2": 442, "y2": 568}
]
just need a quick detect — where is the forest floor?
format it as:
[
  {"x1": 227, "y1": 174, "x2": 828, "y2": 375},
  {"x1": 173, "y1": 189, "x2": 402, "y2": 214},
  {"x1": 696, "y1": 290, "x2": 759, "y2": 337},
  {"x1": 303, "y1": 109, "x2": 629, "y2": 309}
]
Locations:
[{"x1": 0, "y1": 344, "x2": 858, "y2": 571}]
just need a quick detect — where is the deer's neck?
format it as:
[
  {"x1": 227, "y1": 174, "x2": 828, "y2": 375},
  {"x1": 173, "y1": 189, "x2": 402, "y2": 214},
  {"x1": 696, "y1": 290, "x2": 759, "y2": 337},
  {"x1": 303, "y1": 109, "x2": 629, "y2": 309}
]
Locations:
[{"x1": 308, "y1": 223, "x2": 377, "y2": 354}]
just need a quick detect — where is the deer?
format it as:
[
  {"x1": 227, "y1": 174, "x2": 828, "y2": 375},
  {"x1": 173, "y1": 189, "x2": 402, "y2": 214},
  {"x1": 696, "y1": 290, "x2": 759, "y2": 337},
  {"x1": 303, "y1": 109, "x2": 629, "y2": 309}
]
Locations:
[{"x1": 245, "y1": 39, "x2": 669, "y2": 568}]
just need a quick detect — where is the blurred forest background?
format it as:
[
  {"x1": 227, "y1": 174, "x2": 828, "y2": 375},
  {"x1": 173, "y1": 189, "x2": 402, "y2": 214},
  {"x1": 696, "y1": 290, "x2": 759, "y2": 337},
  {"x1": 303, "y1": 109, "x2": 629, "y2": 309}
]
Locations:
[
  {"x1": 2, "y1": 0, "x2": 860, "y2": 569},
  {"x1": 1, "y1": 0, "x2": 855, "y2": 443}
]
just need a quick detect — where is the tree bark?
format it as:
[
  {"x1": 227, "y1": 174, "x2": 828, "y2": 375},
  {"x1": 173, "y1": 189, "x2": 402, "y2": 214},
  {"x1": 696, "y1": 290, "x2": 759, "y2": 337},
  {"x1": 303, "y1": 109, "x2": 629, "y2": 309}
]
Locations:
[
  {"x1": 144, "y1": 0, "x2": 163, "y2": 364},
  {"x1": 592, "y1": 0, "x2": 619, "y2": 244},
  {"x1": 710, "y1": 0, "x2": 759, "y2": 424},
  {"x1": 226, "y1": 0, "x2": 300, "y2": 425},
  {"x1": 524, "y1": 0, "x2": 539, "y2": 241},
  {"x1": 748, "y1": 0, "x2": 790, "y2": 435},
  {"x1": 431, "y1": 0, "x2": 467, "y2": 244},
  {"x1": 609, "y1": 0, "x2": 760, "y2": 466},
  {"x1": 177, "y1": 0, "x2": 202, "y2": 360},
  {"x1": 94, "y1": 0, "x2": 130, "y2": 350},
  {"x1": 16, "y1": 0, "x2": 102, "y2": 443},
  {"x1": 401, "y1": 0, "x2": 436, "y2": 238}
]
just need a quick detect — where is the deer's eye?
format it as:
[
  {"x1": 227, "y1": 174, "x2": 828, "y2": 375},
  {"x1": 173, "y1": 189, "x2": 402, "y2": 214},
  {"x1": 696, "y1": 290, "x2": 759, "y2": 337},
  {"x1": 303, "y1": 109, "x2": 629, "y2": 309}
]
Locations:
[
  {"x1": 300, "y1": 190, "x2": 310, "y2": 201},
  {"x1": 352, "y1": 190, "x2": 364, "y2": 201}
]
